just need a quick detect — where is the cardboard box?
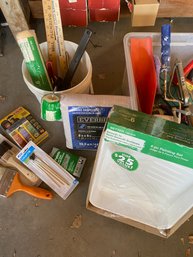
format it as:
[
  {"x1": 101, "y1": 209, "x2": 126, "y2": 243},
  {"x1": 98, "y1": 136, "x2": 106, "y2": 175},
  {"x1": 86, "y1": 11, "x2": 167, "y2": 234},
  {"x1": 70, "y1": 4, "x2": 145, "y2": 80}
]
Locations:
[
  {"x1": 87, "y1": 200, "x2": 193, "y2": 238},
  {"x1": 87, "y1": 105, "x2": 193, "y2": 237},
  {"x1": 88, "y1": 0, "x2": 120, "y2": 22},
  {"x1": 132, "y1": 0, "x2": 160, "y2": 27}
]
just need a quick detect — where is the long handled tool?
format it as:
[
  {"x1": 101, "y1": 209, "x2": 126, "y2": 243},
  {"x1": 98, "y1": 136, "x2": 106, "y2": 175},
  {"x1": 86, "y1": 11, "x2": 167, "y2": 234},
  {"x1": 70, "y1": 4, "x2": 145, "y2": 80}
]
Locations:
[
  {"x1": 42, "y1": 0, "x2": 68, "y2": 78},
  {"x1": 42, "y1": 0, "x2": 57, "y2": 75},
  {"x1": 61, "y1": 29, "x2": 92, "y2": 90}
]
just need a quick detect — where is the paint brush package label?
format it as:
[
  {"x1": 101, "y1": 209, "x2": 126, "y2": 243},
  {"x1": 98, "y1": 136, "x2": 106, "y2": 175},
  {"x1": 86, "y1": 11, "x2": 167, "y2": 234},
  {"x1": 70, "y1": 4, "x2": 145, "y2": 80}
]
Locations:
[
  {"x1": 50, "y1": 147, "x2": 86, "y2": 177},
  {"x1": 88, "y1": 105, "x2": 193, "y2": 235},
  {"x1": 0, "y1": 107, "x2": 48, "y2": 148}
]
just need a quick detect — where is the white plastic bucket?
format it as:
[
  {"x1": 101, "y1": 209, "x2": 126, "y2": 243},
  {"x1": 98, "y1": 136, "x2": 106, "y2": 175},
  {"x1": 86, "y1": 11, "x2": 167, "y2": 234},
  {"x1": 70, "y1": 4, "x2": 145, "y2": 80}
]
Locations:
[{"x1": 22, "y1": 41, "x2": 93, "y2": 102}]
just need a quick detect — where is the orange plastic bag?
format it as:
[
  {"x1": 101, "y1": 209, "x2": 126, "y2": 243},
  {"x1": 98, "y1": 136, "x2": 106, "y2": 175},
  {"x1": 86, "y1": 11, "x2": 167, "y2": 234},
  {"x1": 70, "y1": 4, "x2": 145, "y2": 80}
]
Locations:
[{"x1": 130, "y1": 37, "x2": 157, "y2": 114}]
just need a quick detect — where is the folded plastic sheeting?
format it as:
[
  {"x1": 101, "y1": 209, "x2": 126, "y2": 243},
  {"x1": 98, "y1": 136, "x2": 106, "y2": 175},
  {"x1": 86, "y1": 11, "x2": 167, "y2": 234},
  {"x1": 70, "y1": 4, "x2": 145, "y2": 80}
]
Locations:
[
  {"x1": 60, "y1": 94, "x2": 130, "y2": 150},
  {"x1": 88, "y1": 105, "x2": 193, "y2": 235}
]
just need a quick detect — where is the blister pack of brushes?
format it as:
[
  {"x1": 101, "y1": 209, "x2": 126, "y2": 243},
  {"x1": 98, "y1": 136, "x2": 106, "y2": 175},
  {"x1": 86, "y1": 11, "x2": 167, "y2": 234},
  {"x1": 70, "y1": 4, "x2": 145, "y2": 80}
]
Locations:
[
  {"x1": 16, "y1": 141, "x2": 79, "y2": 200},
  {"x1": 0, "y1": 134, "x2": 41, "y2": 186},
  {"x1": 0, "y1": 166, "x2": 52, "y2": 200}
]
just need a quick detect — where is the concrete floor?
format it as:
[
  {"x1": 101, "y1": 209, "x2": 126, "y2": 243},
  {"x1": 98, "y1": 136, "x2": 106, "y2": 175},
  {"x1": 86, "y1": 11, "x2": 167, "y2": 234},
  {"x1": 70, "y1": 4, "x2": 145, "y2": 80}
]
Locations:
[{"x1": 1, "y1": 10, "x2": 193, "y2": 257}]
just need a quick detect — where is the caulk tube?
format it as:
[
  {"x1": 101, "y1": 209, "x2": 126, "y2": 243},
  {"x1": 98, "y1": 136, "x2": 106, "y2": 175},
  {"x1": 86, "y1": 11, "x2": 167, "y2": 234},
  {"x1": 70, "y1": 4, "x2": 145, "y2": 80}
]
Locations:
[
  {"x1": 160, "y1": 24, "x2": 171, "y2": 100},
  {"x1": 161, "y1": 24, "x2": 171, "y2": 70}
]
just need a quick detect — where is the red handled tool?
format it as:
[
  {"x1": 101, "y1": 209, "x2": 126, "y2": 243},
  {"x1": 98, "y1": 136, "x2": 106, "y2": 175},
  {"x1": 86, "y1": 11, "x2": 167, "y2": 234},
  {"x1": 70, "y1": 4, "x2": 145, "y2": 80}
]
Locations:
[{"x1": 173, "y1": 60, "x2": 193, "y2": 88}]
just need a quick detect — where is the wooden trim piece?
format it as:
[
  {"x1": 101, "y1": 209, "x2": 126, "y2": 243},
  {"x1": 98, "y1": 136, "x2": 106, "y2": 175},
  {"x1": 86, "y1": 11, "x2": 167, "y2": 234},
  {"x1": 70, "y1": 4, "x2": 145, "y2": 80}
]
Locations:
[
  {"x1": 0, "y1": 0, "x2": 29, "y2": 37},
  {"x1": 158, "y1": 0, "x2": 193, "y2": 17},
  {"x1": 28, "y1": 0, "x2": 43, "y2": 18}
]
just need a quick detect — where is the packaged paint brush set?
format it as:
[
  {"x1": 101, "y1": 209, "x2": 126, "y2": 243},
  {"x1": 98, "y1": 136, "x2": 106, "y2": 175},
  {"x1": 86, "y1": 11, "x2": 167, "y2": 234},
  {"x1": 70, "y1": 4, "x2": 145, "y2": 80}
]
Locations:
[
  {"x1": 0, "y1": 106, "x2": 48, "y2": 148},
  {"x1": 0, "y1": 106, "x2": 87, "y2": 201},
  {"x1": 17, "y1": 141, "x2": 79, "y2": 200},
  {"x1": 0, "y1": 133, "x2": 85, "y2": 200}
]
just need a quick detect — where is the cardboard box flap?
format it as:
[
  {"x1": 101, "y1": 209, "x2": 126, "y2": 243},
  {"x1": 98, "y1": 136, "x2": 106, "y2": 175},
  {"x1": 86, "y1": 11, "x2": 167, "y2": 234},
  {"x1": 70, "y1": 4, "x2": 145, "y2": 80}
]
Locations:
[{"x1": 108, "y1": 105, "x2": 193, "y2": 149}]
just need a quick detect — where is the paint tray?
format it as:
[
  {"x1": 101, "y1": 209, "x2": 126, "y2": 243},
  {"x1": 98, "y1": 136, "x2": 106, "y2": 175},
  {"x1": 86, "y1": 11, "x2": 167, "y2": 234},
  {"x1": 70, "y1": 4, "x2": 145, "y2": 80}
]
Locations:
[{"x1": 87, "y1": 105, "x2": 193, "y2": 237}]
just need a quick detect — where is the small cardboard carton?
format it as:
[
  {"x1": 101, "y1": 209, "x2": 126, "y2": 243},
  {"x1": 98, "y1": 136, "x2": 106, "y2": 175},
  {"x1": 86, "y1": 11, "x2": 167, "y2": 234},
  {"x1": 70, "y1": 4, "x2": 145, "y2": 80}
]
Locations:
[
  {"x1": 87, "y1": 105, "x2": 193, "y2": 237},
  {"x1": 132, "y1": 0, "x2": 160, "y2": 27},
  {"x1": 88, "y1": 0, "x2": 120, "y2": 22}
]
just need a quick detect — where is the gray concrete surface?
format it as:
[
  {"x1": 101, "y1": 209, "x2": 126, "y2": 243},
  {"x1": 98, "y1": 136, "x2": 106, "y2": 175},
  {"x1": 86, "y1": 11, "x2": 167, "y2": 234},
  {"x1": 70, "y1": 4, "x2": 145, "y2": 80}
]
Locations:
[{"x1": 0, "y1": 11, "x2": 193, "y2": 257}]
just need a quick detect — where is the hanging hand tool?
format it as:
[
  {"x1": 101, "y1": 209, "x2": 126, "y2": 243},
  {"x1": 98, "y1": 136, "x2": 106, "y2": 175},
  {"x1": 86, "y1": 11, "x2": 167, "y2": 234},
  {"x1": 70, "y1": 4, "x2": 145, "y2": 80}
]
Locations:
[
  {"x1": 175, "y1": 60, "x2": 193, "y2": 126},
  {"x1": 183, "y1": 60, "x2": 193, "y2": 100},
  {"x1": 186, "y1": 60, "x2": 193, "y2": 82},
  {"x1": 173, "y1": 60, "x2": 193, "y2": 97},
  {"x1": 175, "y1": 60, "x2": 190, "y2": 106},
  {"x1": 60, "y1": 29, "x2": 92, "y2": 91},
  {"x1": 169, "y1": 59, "x2": 193, "y2": 126}
]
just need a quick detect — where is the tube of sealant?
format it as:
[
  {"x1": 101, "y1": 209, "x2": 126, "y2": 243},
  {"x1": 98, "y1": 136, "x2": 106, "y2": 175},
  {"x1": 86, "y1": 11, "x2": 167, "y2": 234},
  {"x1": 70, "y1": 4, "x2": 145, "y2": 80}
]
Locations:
[
  {"x1": 161, "y1": 24, "x2": 171, "y2": 70},
  {"x1": 160, "y1": 24, "x2": 171, "y2": 100}
]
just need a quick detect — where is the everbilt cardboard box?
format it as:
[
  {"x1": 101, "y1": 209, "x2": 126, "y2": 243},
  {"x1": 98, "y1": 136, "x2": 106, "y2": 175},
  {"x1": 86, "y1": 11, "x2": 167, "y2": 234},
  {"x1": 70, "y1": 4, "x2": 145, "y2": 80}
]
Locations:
[
  {"x1": 87, "y1": 105, "x2": 193, "y2": 237},
  {"x1": 132, "y1": 0, "x2": 160, "y2": 27}
]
